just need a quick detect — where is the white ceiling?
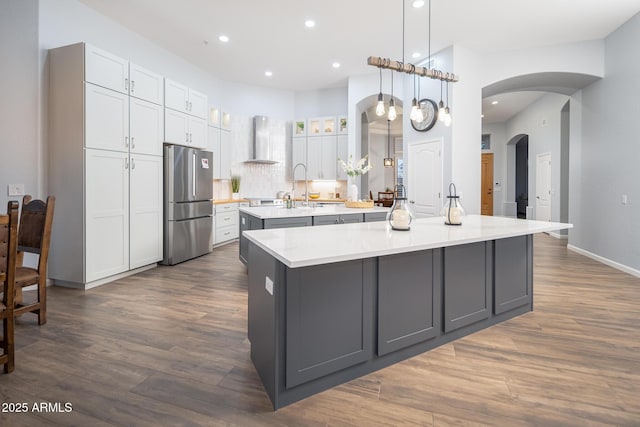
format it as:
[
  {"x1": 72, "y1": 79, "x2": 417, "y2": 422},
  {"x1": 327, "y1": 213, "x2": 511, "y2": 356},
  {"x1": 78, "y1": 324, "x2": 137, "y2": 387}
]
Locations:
[
  {"x1": 78, "y1": 0, "x2": 640, "y2": 92},
  {"x1": 482, "y1": 92, "x2": 546, "y2": 124}
]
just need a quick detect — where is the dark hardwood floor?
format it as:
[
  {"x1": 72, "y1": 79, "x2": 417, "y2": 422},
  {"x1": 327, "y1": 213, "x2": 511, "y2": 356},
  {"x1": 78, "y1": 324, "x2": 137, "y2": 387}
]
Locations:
[{"x1": 1, "y1": 235, "x2": 639, "y2": 426}]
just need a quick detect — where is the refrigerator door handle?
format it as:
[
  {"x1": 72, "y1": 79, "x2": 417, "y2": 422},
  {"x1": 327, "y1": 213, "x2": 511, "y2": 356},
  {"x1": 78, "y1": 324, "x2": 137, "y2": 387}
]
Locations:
[{"x1": 192, "y1": 152, "x2": 197, "y2": 197}]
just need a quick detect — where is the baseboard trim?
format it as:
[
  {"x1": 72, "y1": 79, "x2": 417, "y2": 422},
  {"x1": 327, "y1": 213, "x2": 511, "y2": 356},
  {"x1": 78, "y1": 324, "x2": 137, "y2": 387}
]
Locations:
[
  {"x1": 567, "y1": 244, "x2": 640, "y2": 278},
  {"x1": 548, "y1": 231, "x2": 568, "y2": 240},
  {"x1": 52, "y1": 264, "x2": 158, "y2": 290}
]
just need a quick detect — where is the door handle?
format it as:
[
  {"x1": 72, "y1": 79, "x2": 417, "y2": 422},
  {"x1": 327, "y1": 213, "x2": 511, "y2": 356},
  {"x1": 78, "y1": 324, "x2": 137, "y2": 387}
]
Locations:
[
  {"x1": 409, "y1": 200, "x2": 415, "y2": 204},
  {"x1": 192, "y1": 152, "x2": 197, "y2": 197},
  {"x1": 536, "y1": 196, "x2": 540, "y2": 199}
]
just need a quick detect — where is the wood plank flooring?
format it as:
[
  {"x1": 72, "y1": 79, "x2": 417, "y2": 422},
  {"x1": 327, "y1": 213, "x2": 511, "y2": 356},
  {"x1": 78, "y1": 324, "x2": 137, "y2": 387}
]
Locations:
[{"x1": 1, "y1": 234, "x2": 639, "y2": 426}]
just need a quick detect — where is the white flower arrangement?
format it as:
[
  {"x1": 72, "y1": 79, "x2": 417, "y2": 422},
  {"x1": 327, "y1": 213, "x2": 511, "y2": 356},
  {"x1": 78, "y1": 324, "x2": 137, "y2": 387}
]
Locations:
[{"x1": 338, "y1": 155, "x2": 373, "y2": 177}]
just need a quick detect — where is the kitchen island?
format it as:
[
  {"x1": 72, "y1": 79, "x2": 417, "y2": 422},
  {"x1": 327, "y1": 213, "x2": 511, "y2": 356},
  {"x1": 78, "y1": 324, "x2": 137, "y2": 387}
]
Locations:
[
  {"x1": 244, "y1": 215, "x2": 572, "y2": 410},
  {"x1": 238, "y1": 205, "x2": 390, "y2": 265}
]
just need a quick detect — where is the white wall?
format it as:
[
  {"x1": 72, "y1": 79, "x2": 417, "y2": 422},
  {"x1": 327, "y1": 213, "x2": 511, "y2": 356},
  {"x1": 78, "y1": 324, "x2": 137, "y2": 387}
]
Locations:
[
  {"x1": 0, "y1": 0, "x2": 39, "y2": 208},
  {"x1": 294, "y1": 87, "x2": 348, "y2": 118},
  {"x1": 571, "y1": 12, "x2": 640, "y2": 273}
]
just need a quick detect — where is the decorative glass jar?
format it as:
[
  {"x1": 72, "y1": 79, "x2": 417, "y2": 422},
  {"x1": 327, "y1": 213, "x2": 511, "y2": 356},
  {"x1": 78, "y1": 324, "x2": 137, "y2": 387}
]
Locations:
[
  {"x1": 387, "y1": 184, "x2": 413, "y2": 231},
  {"x1": 442, "y1": 183, "x2": 465, "y2": 225}
]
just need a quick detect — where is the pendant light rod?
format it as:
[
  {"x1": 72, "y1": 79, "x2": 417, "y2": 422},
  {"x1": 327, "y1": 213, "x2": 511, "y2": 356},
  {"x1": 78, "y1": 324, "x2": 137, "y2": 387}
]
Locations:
[
  {"x1": 367, "y1": 56, "x2": 458, "y2": 82},
  {"x1": 428, "y1": 0, "x2": 431, "y2": 66},
  {"x1": 402, "y1": 0, "x2": 405, "y2": 65}
]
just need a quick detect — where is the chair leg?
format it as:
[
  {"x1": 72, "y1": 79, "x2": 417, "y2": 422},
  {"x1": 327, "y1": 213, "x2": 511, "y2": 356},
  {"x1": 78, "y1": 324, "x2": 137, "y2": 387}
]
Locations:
[
  {"x1": 38, "y1": 278, "x2": 47, "y2": 325},
  {"x1": 3, "y1": 317, "x2": 14, "y2": 373}
]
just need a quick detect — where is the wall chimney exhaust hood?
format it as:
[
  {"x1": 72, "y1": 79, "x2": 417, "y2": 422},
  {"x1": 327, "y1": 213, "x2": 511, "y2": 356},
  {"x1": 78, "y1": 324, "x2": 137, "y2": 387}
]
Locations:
[{"x1": 244, "y1": 115, "x2": 278, "y2": 164}]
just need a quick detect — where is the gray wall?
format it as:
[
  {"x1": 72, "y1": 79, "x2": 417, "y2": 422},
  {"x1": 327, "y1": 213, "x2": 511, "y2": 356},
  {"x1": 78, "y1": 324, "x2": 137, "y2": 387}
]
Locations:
[
  {"x1": 481, "y1": 122, "x2": 508, "y2": 215},
  {"x1": 0, "y1": 0, "x2": 39, "y2": 207},
  {"x1": 571, "y1": 12, "x2": 640, "y2": 272}
]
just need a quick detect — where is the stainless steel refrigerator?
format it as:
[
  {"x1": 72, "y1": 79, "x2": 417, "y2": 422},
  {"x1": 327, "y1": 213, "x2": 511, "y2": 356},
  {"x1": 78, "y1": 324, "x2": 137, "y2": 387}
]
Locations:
[{"x1": 162, "y1": 144, "x2": 213, "y2": 265}]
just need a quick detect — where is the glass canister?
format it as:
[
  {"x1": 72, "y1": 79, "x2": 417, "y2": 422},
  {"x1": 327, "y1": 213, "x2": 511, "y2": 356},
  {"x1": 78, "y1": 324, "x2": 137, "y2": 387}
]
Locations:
[
  {"x1": 388, "y1": 184, "x2": 413, "y2": 231},
  {"x1": 442, "y1": 183, "x2": 465, "y2": 225}
]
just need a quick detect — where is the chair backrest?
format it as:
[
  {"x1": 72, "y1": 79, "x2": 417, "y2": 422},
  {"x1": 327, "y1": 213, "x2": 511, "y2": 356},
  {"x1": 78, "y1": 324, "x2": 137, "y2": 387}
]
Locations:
[
  {"x1": 18, "y1": 196, "x2": 55, "y2": 273},
  {"x1": 1, "y1": 201, "x2": 19, "y2": 309}
]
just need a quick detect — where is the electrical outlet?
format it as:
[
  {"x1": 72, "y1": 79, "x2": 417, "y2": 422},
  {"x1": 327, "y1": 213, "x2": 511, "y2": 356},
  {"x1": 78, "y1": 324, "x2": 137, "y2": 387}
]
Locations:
[
  {"x1": 7, "y1": 184, "x2": 25, "y2": 196},
  {"x1": 265, "y1": 276, "x2": 274, "y2": 295},
  {"x1": 622, "y1": 194, "x2": 628, "y2": 205}
]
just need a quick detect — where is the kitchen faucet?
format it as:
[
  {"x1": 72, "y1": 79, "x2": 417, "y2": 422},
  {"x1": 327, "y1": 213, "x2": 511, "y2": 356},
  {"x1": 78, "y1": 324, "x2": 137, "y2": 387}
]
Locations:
[{"x1": 292, "y1": 163, "x2": 308, "y2": 207}]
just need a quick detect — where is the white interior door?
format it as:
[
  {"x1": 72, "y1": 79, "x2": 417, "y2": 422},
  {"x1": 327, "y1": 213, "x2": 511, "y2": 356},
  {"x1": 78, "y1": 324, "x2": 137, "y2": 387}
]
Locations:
[
  {"x1": 536, "y1": 152, "x2": 552, "y2": 221},
  {"x1": 408, "y1": 139, "x2": 442, "y2": 217}
]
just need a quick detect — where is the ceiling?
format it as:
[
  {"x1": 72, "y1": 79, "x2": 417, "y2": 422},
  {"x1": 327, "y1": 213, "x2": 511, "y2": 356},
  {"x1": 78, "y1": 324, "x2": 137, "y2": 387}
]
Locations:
[
  {"x1": 78, "y1": 0, "x2": 640, "y2": 92},
  {"x1": 482, "y1": 92, "x2": 545, "y2": 124}
]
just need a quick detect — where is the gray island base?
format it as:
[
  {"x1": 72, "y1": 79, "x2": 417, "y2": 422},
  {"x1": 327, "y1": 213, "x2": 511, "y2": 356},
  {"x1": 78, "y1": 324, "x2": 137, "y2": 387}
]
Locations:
[{"x1": 245, "y1": 216, "x2": 572, "y2": 410}]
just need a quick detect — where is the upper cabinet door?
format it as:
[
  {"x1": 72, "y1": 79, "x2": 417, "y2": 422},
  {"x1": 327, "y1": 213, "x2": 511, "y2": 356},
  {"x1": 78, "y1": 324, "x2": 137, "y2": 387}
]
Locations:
[
  {"x1": 85, "y1": 44, "x2": 129, "y2": 94},
  {"x1": 130, "y1": 98, "x2": 164, "y2": 156},
  {"x1": 219, "y1": 129, "x2": 232, "y2": 179},
  {"x1": 164, "y1": 109, "x2": 189, "y2": 145},
  {"x1": 164, "y1": 79, "x2": 189, "y2": 114},
  {"x1": 129, "y1": 63, "x2": 164, "y2": 105},
  {"x1": 188, "y1": 88, "x2": 208, "y2": 119},
  {"x1": 188, "y1": 116, "x2": 207, "y2": 148},
  {"x1": 85, "y1": 83, "x2": 129, "y2": 152},
  {"x1": 337, "y1": 135, "x2": 348, "y2": 180}
]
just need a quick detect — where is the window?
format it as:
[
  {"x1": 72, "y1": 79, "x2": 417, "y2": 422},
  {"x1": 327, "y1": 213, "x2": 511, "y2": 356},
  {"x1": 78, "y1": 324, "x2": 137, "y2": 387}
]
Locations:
[{"x1": 481, "y1": 134, "x2": 491, "y2": 150}]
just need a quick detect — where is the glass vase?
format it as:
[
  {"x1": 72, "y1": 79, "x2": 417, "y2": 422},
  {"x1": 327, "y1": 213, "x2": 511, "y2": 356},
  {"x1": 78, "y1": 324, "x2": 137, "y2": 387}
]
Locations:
[{"x1": 347, "y1": 176, "x2": 359, "y2": 202}]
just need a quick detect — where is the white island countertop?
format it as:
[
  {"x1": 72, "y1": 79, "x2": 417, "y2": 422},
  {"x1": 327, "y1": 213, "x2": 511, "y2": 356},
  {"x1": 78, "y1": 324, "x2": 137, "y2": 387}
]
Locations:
[
  {"x1": 244, "y1": 215, "x2": 573, "y2": 268},
  {"x1": 240, "y1": 205, "x2": 389, "y2": 219}
]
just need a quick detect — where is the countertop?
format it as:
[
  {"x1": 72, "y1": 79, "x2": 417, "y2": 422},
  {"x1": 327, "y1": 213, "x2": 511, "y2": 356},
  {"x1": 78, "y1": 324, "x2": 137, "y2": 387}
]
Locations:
[
  {"x1": 244, "y1": 215, "x2": 573, "y2": 268},
  {"x1": 213, "y1": 199, "x2": 249, "y2": 205},
  {"x1": 240, "y1": 205, "x2": 389, "y2": 219}
]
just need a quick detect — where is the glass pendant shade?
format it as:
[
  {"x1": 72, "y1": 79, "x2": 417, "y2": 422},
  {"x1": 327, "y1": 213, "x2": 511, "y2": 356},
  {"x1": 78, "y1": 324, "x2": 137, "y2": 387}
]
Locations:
[
  {"x1": 376, "y1": 92, "x2": 385, "y2": 116},
  {"x1": 383, "y1": 158, "x2": 394, "y2": 167},
  {"x1": 388, "y1": 184, "x2": 413, "y2": 230},
  {"x1": 388, "y1": 98, "x2": 397, "y2": 121},
  {"x1": 410, "y1": 98, "x2": 423, "y2": 121},
  {"x1": 441, "y1": 183, "x2": 465, "y2": 225},
  {"x1": 444, "y1": 107, "x2": 452, "y2": 127},
  {"x1": 438, "y1": 100, "x2": 445, "y2": 122}
]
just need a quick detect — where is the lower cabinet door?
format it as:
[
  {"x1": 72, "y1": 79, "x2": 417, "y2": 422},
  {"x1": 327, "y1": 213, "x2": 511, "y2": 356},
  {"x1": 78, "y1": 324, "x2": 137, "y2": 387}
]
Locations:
[
  {"x1": 443, "y1": 242, "x2": 491, "y2": 333},
  {"x1": 264, "y1": 217, "x2": 312, "y2": 229},
  {"x1": 216, "y1": 224, "x2": 238, "y2": 243},
  {"x1": 312, "y1": 215, "x2": 339, "y2": 226},
  {"x1": 85, "y1": 149, "x2": 129, "y2": 282},
  {"x1": 494, "y1": 236, "x2": 532, "y2": 314},
  {"x1": 340, "y1": 213, "x2": 363, "y2": 224},
  {"x1": 286, "y1": 259, "x2": 372, "y2": 388},
  {"x1": 378, "y1": 250, "x2": 440, "y2": 356},
  {"x1": 130, "y1": 154, "x2": 163, "y2": 269}
]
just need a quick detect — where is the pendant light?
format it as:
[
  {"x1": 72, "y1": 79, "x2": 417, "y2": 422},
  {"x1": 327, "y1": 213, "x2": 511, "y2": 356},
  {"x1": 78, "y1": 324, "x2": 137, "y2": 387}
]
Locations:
[
  {"x1": 438, "y1": 78, "x2": 446, "y2": 121},
  {"x1": 444, "y1": 80, "x2": 452, "y2": 127},
  {"x1": 384, "y1": 119, "x2": 394, "y2": 167},
  {"x1": 375, "y1": 66, "x2": 385, "y2": 116},
  {"x1": 388, "y1": 70, "x2": 397, "y2": 121},
  {"x1": 410, "y1": 73, "x2": 423, "y2": 122}
]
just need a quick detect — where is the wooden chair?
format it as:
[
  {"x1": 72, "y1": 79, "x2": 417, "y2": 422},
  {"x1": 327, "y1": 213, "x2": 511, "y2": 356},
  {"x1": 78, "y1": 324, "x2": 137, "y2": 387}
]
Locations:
[
  {"x1": 1, "y1": 201, "x2": 19, "y2": 373},
  {"x1": 14, "y1": 196, "x2": 55, "y2": 325}
]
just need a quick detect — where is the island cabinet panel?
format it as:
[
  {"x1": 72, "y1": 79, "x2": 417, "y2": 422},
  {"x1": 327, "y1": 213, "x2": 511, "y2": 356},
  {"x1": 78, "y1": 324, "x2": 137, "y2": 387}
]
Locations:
[
  {"x1": 494, "y1": 236, "x2": 532, "y2": 314},
  {"x1": 285, "y1": 260, "x2": 373, "y2": 388},
  {"x1": 264, "y1": 217, "x2": 312, "y2": 229},
  {"x1": 378, "y1": 250, "x2": 441, "y2": 356},
  {"x1": 364, "y1": 212, "x2": 388, "y2": 222},
  {"x1": 239, "y1": 213, "x2": 263, "y2": 265},
  {"x1": 443, "y1": 242, "x2": 492, "y2": 333},
  {"x1": 313, "y1": 213, "x2": 362, "y2": 226}
]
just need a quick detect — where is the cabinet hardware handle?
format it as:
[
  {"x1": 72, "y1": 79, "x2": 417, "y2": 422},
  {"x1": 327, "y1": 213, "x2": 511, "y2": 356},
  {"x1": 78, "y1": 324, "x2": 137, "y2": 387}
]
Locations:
[
  {"x1": 186, "y1": 132, "x2": 189, "y2": 142},
  {"x1": 190, "y1": 133, "x2": 193, "y2": 143},
  {"x1": 340, "y1": 218, "x2": 345, "y2": 224},
  {"x1": 334, "y1": 219, "x2": 339, "y2": 224},
  {"x1": 185, "y1": 100, "x2": 189, "y2": 111},
  {"x1": 124, "y1": 78, "x2": 129, "y2": 91},
  {"x1": 125, "y1": 136, "x2": 129, "y2": 147},
  {"x1": 125, "y1": 158, "x2": 129, "y2": 169},
  {"x1": 189, "y1": 101, "x2": 193, "y2": 111},
  {"x1": 131, "y1": 158, "x2": 136, "y2": 170},
  {"x1": 131, "y1": 137, "x2": 135, "y2": 149},
  {"x1": 131, "y1": 80, "x2": 135, "y2": 92},
  {"x1": 410, "y1": 200, "x2": 415, "y2": 203}
]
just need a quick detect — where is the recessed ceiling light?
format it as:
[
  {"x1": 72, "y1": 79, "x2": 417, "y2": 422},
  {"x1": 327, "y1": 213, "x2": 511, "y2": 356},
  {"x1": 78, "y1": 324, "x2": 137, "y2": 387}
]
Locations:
[
  {"x1": 412, "y1": 0, "x2": 425, "y2": 8},
  {"x1": 412, "y1": 52, "x2": 421, "y2": 58},
  {"x1": 332, "y1": 62, "x2": 340, "y2": 68},
  {"x1": 218, "y1": 35, "x2": 229, "y2": 43},
  {"x1": 264, "y1": 70, "x2": 273, "y2": 77},
  {"x1": 481, "y1": 114, "x2": 485, "y2": 118},
  {"x1": 305, "y1": 20, "x2": 315, "y2": 28},
  {"x1": 491, "y1": 100, "x2": 499, "y2": 105}
]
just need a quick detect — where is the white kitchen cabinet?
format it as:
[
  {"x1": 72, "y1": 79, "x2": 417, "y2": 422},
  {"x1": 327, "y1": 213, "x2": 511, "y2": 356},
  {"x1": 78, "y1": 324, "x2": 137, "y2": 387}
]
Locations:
[
  {"x1": 337, "y1": 135, "x2": 348, "y2": 180},
  {"x1": 130, "y1": 97, "x2": 164, "y2": 156},
  {"x1": 165, "y1": 78, "x2": 208, "y2": 119},
  {"x1": 129, "y1": 154, "x2": 163, "y2": 269},
  {"x1": 208, "y1": 126, "x2": 222, "y2": 176},
  {"x1": 165, "y1": 109, "x2": 206, "y2": 148},
  {"x1": 214, "y1": 203, "x2": 239, "y2": 245},
  {"x1": 129, "y1": 63, "x2": 164, "y2": 105},
  {"x1": 309, "y1": 116, "x2": 336, "y2": 136},
  {"x1": 85, "y1": 83, "x2": 129, "y2": 152},
  {"x1": 292, "y1": 136, "x2": 307, "y2": 180},
  {"x1": 221, "y1": 111, "x2": 232, "y2": 131},
  {"x1": 48, "y1": 42, "x2": 164, "y2": 289},
  {"x1": 85, "y1": 149, "x2": 130, "y2": 282},
  {"x1": 85, "y1": 44, "x2": 129, "y2": 94},
  {"x1": 307, "y1": 136, "x2": 337, "y2": 180},
  {"x1": 293, "y1": 119, "x2": 307, "y2": 137}
]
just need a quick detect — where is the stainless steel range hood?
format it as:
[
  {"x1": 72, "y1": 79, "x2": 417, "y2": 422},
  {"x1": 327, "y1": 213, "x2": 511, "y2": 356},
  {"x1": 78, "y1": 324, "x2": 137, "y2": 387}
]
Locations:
[{"x1": 244, "y1": 115, "x2": 278, "y2": 164}]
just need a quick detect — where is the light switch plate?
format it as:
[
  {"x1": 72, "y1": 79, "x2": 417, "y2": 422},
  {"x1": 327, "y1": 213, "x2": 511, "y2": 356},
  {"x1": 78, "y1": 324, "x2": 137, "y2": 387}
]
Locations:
[
  {"x1": 622, "y1": 194, "x2": 628, "y2": 205},
  {"x1": 7, "y1": 184, "x2": 24, "y2": 196},
  {"x1": 265, "y1": 276, "x2": 274, "y2": 295}
]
